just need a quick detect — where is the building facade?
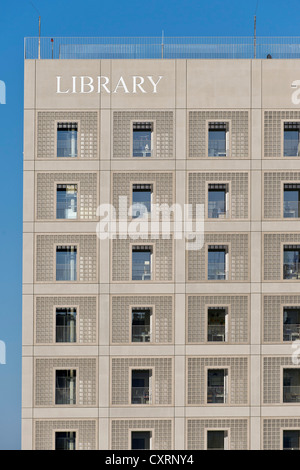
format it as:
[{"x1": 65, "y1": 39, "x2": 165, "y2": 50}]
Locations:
[{"x1": 22, "y1": 38, "x2": 300, "y2": 450}]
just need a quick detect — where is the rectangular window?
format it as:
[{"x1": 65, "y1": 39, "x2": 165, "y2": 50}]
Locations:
[
  {"x1": 207, "y1": 245, "x2": 228, "y2": 281},
  {"x1": 283, "y1": 369, "x2": 300, "y2": 403},
  {"x1": 283, "y1": 430, "x2": 300, "y2": 450},
  {"x1": 55, "y1": 432, "x2": 76, "y2": 451},
  {"x1": 283, "y1": 245, "x2": 300, "y2": 280},
  {"x1": 133, "y1": 122, "x2": 153, "y2": 157},
  {"x1": 284, "y1": 184, "x2": 300, "y2": 218},
  {"x1": 208, "y1": 184, "x2": 229, "y2": 219},
  {"x1": 132, "y1": 245, "x2": 152, "y2": 281},
  {"x1": 283, "y1": 307, "x2": 300, "y2": 342},
  {"x1": 55, "y1": 370, "x2": 76, "y2": 405},
  {"x1": 56, "y1": 184, "x2": 78, "y2": 220},
  {"x1": 132, "y1": 184, "x2": 153, "y2": 218},
  {"x1": 208, "y1": 122, "x2": 229, "y2": 157},
  {"x1": 57, "y1": 123, "x2": 78, "y2": 158},
  {"x1": 207, "y1": 307, "x2": 228, "y2": 342},
  {"x1": 284, "y1": 123, "x2": 300, "y2": 157},
  {"x1": 56, "y1": 307, "x2": 77, "y2": 343},
  {"x1": 56, "y1": 246, "x2": 77, "y2": 281},
  {"x1": 207, "y1": 430, "x2": 228, "y2": 450},
  {"x1": 207, "y1": 369, "x2": 228, "y2": 404},
  {"x1": 132, "y1": 307, "x2": 152, "y2": 343},
  {"x1": 131, "y1": 431, "x2": 152, "y2": 450},
  {"x1": 131, "y1": 369, "x2": 152, "y2": 405}
]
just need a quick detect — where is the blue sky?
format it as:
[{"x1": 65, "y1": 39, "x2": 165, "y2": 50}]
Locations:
[{"x1": 0, "y1": 0, "x2": 299, "y2": 450}]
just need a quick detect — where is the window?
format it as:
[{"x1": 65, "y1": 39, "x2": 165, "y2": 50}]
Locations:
[
  {"x1": 132, "y1": 307, "x2": 152, "y2": 343},
  {"x1": 283, "y1": 245, "x2": 300, "y2": 280},
  {"x1": 284, "y1": 123, "x2": 300, "y2": 157},
  {"x1": 207, "y1": 369, "x2": 228, "y2": 404},
  {"x1": 131, "y1": 369, "x2": 152, "y2": 405},
  {"x1": 207, "y1": 245, "x2": 229, "y2": 280},
  {"x1": 207, "y1": 307, "x2": 228, "y2": 342},
  {"x1": 208, "y1": 122, "x2": 229, "y2": 157},
  {"x1": 132, "y1": 245, "x2": 152, "y2": 281},
  {"x1": 283, "y1": 307, "x2": 300, "y2": 342},
  {"x1": 132, "y1": 184, "x2": 153, "y2": 218},
  {"x1": 132, "y1": 122, "x2": 153, "y2": 157},
  {"x1": 56, "y1": 184, "x2": 78, "y2": 219},
  {"x1": 208, "y1": 184, "x2": 229, "y2": 219},
  {"x1": 283, "y1": 430, "x2": 300, "y2": 450},
  {"x1": 284, "y1": 184, "x2": 300, "y2": 218},
  {"x1": 57, "y1": 123, "x2": 78, "y2": 158},
  {"x1": 56, "y1": 246, "x2": 77, "y2": 281},
  {"x1": 55, "y1": 432, "x2": 76, "y2": 451},
  {"x1": 283, "y1": 369, "x2": 300, "y2": 403},
  {"x1": 131, "y1": 431, "x2": 152, "y2": 450},
  {"x1": 207, "y1": 430, "x2": 229, "y2": 450},
  {"x1": 56, "y1": 308, "x2": 77, "y2": 343},
  {"x1": 55, "y1": 370, "x2": 76, "y2": 405}
]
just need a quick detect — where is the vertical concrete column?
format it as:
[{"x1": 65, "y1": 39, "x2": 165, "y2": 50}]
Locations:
[
  {"x1": 22, "y1": 60, "x2": 36, "y2": 450},
  {"x1": 250, "y1": 59, "x2": 262, "y2": 449},
  {"x1": 174, "y1": 60, "x2": 187, "y2": 449},
  {"x1": 99, "y1": 59, "x2": 111, "y2": 449},
  {"x1": 98, "y1": 353, "x2": 110, "y2": 449}
]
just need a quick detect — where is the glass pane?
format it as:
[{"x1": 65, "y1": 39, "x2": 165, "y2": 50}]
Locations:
[
  {"x1": 57, "y1": 129, "x2": 77, "y2": 158},
  {"x1": 208, "y1": 250, "x2": 226, "y2": 280},
  {"x1": 132, "y1": 432, "x2": 151, "y2": 450},
  {"x1": 56, "y1": 308, "x2": 77, "y2": 343},
  {"x1": 208, "y1": 130, "x2": 226, "y2": 157},
  {"x1": 55, "y1": 370, "x2": 76, "y2": 405},
  {"x1": 132, "y1": 250, "x2": 152, "y2": 280},
  {"x1": 283, "y1": 308, "x2": 300, "y2": 341},
  {"x1": 132, "y1": 189, "x2": 151, "y2": 218},
  {"x1": 131, "y1": 370, "x2": 150, "y2": 404},
  {"x1": 284, "y1": 130, "x2": 300, "y2": 157},
  {"x1": 283, "y1": 431, "x2": 300, "y2": 450},
  {"x1": 207, "y1": 431, "x2": 225, "y2": 450},
  {"x1": 284, "y1": 190, "x2": 300, "y2": 218},
  {"x1": 283, "y1": 249, "x2": 300, "y2": 279},
  {"x1": 208, "y1": 189, "x2": 226, "y2": 218},
  {"x1": 207, "y1": 369, "x2": 226, "y2": 404},
  {"x1": 132, "y1": 370, "x2": 150, "y2": 387},
  {"x1": 207, "y1": 308, "x2": 226, "y2": 342},
  {"x1": 132, "y1": 309, "x2": 151, "y2": 342},
  {"x1": 133, "y1": 130, "x2": 152, "y2": 157},
  {"x1": 55, "y1": 432, "x2": 76, "y2": 451},
  {"x1": 56, "y1": 248, "x2": 77, "y2": 281},
  {"x1": 283, "y1": 369, "x2": 300, "y2": 403},
  {"x1": 56, "y1": 185, "x2": 77, "y2": 219}
]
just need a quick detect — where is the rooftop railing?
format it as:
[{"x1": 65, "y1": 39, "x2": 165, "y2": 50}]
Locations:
[{"x1": 24, "y1": 36, "x2": 300, "y2": 60}]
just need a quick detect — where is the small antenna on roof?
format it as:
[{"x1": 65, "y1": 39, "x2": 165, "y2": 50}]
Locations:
[
  {"x1": 254, "y1": 0, "x2": 259, "y2": 59},
  {"x1": 29, "y1": 1, "x2": 41, "y2": 58},
  {"x1": 254, "y1": 15, "x2": 257, "y2": 58},
  {"x1": 38, "y1": 15, "x2": 41, "y2": 59}
]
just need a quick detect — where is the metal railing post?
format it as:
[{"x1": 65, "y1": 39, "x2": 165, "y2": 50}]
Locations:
[
  {"x1": 254, "y1": 16, "x2": 257, "y2": 58},
  {"x1": 38, "y1": 16, "x2": 41, "y2": 59}
]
